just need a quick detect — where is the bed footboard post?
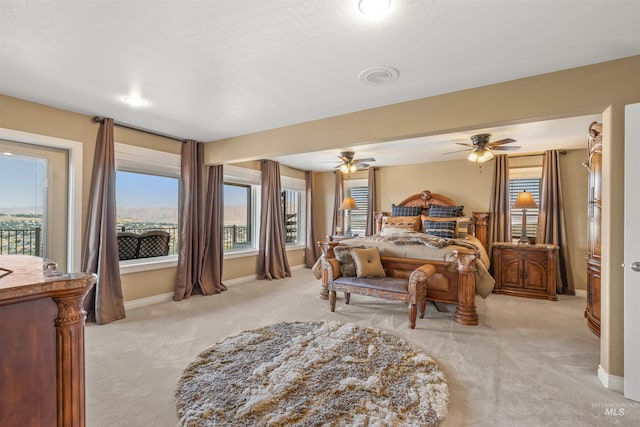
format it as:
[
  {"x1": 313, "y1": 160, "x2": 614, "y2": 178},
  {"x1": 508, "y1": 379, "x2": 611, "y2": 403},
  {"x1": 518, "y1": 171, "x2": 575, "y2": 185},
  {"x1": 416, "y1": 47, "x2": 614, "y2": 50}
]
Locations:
[
  {"x1": 317, "y1": 241, "x2": 340, "y2": 300},
  {"x1": 453, "y1": 250, "x2": 479, "y2": 326}
]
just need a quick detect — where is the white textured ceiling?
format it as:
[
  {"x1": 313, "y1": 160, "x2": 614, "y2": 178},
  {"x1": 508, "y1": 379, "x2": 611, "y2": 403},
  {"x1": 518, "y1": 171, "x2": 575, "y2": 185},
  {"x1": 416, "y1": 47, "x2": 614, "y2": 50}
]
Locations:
[{"x1": 0, "y1": 1, "x2": 637, "y2": 158}]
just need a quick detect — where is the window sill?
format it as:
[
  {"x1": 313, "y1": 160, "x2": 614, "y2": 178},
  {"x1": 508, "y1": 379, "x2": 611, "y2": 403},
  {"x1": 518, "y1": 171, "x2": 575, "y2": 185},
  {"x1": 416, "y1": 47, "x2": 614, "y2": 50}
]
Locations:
[
  {"x1": 286, "y1": 244, "x2": 305, "y2": 251},
  {"x1": 224, "y1": 249, "x2": 259, "y2": 260},
  {"x1": 119, "y1": 255, "x2": 178, "y2": 274}
]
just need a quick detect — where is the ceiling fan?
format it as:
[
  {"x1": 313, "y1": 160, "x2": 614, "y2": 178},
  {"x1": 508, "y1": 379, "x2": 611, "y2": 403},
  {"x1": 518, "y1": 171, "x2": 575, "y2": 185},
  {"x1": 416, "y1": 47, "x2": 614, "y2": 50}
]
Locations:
[
  {"x1": 334, "y1": 151, "x2": 375, "y2": 173},
  {"x1": 444, "y1": 133, "x2": 521, "y2": 163}
]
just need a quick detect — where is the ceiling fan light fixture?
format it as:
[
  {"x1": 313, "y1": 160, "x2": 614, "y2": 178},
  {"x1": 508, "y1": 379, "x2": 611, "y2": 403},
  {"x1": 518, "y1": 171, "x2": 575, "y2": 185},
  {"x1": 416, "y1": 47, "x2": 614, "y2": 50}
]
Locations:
[
  {"x1": 339, "y1": 163, "x2": 350, "y2": 174},
  {"x1": 349, "y1": 163, "x2": 358, "y2": 173},
  {"x1": 468, "y1": 149, "x2": 494, "y2": 163},
  {"x1": 358, "y1": 0, "x2": 390, "y2": 16}
]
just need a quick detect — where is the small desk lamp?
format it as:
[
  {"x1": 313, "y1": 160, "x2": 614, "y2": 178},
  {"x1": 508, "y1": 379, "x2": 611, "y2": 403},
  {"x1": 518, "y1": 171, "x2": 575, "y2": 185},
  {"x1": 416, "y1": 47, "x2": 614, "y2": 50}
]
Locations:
[
  {"x1": 340, "y1": 197, "x2": 358, "y2": 237},
  {"x1": 513, "y1": 190, "x2": 538, "y2": 244}
]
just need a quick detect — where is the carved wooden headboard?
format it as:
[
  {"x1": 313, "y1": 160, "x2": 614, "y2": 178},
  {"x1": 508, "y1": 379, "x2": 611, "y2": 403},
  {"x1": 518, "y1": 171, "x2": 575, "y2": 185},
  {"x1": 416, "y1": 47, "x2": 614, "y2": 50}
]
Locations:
[{"x1": 374, "y1": 190, "x2": 490, "y2": 250}]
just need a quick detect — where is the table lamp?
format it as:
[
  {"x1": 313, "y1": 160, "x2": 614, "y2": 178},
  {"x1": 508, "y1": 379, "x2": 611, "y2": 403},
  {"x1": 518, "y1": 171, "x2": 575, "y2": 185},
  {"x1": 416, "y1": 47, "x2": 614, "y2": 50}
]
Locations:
[
  {"x1": 340, "y1": 197, "x2": 358, "y2": 237},
  {"x1": 513, "y1": 190, "x2": 538, "y2": 244}
]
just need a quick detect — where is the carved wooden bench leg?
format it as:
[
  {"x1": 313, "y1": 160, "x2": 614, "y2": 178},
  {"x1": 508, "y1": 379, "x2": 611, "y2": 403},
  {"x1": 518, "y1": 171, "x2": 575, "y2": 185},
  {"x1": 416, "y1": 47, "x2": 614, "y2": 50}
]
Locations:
[
  {"x1": 409, "y1": 303, "x2": 417, "y2": 329},
  {"x1": 329, "y1": 290, "x2": 337, "y2": 312},
  {"x1": 344, "y1": 292, "x2": 350, "y2": 305},
  {"x1": 418, "y1": 297, "x2": 427, "y2": 319}
]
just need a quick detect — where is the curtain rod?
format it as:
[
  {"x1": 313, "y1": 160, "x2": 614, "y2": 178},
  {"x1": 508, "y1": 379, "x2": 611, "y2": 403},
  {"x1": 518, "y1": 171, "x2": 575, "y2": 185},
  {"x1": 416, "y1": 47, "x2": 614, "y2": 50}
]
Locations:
[
  {"x1": 508, "y1": 150, "x2": 567, "y2": 158},
  {"x1": 91, "y1": 116, "x2": 186, "y2": 142}
]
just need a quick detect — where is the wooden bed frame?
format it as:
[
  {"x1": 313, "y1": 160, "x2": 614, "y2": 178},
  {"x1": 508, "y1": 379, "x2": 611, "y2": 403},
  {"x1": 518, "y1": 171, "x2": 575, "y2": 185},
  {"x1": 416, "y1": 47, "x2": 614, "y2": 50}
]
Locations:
[{"x1": 318, "y1": 190, "x2": 490, "y2": 326}]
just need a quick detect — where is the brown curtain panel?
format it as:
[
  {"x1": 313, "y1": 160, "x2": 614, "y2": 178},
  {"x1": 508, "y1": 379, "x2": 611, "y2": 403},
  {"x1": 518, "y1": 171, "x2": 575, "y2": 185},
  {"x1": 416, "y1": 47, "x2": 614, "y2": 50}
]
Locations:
[
  {"x1": 201, "y1": 164, "x2": 227, "y2": 294},
  {"x1": 81, "y1": 118, "x2": 126, "y2": 324},
  {"x1": 487, "y1": 155, "x2": 511, "y2": 259},
  {"x1": 258, "y1": 160, "x2": 291, "y2": 280},
  {"x1": 174, "y1": 140, "x2": 206, "y2": 300},
  {"x1": 365, "y1": 167, "x2": 377, "y2": 236},
  {"x1": 537, "y1": 150, "x2": 574, "y2": 295},
  {"x1": 331, "y1": 171, "x2": 344, "y2": 235},
  {"x1": 304, "y1": 170, "x2": 320, "y2": 268}
]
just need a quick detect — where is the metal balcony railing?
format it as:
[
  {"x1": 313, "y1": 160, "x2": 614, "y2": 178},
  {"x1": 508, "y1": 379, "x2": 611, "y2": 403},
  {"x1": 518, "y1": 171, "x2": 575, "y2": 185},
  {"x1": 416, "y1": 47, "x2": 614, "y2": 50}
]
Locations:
[{"x1": 0, "y1": 227, "x2": 42, "y2": 256}]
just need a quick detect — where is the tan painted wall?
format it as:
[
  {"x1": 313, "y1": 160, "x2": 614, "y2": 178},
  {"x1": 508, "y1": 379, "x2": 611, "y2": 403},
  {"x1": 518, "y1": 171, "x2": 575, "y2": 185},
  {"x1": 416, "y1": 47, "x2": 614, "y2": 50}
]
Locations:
[{"x1": 205, "y1": 56, "x2": 640, "y2": 377}]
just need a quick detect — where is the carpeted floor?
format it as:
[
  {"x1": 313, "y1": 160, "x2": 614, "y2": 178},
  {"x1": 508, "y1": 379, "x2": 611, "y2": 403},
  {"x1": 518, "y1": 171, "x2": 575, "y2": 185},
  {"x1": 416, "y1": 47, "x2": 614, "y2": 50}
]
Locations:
[{"x1": 86, "y1": 268, "x2": 640, "y2": 426}]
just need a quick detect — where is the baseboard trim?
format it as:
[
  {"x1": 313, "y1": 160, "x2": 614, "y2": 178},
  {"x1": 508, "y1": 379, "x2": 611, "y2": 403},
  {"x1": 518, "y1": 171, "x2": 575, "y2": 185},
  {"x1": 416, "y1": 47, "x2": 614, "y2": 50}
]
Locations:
[
  {"x1": 125, "y1": 292, "x2": 174, "y2": 310},
  {"x1": 125, "y1": 265, "x2": 309, "y2": 308},
  {"x1": 598, "y1": 365, "x2": 624, "y2": 392},
  {"x1": 574, "y1": 289, "x2": 587, "y2": 297}
]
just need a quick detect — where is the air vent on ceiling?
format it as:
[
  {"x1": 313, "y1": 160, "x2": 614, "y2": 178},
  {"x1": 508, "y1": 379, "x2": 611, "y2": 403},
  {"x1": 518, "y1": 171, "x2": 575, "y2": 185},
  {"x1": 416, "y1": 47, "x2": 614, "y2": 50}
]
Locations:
[{"x1": 358, "y1": 66, "x2": 399, "y2": 85}]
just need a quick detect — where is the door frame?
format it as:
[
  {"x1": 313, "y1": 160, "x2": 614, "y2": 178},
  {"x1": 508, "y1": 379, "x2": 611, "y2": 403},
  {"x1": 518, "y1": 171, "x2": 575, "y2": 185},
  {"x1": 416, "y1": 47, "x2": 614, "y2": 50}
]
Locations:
[
  {"x1": 0, "y1": 127, "x2": 83, "y2": 272},
  {"x1": 624, "y1": 102, "x2": 640, "y2": 401}
]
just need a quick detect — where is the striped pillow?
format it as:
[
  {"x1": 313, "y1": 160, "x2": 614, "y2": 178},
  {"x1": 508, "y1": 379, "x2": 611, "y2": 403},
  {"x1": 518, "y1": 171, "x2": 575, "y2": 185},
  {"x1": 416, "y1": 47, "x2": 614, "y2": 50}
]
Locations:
[
  {"x1": 428, "y1": 205, "x2": 464, "y2": 218},
  {"x1": 382, "y1": 215, "x2": 421, "y2": 231},
  {"x1": 423, "y1": 220, "x2": 457, "y2": 238},
  {"x1": 421, "y1": 215, "x2": 470, "y2": 238},
  {"x1": 391, "y1": 204, "x2": 423, "y2": 217}
]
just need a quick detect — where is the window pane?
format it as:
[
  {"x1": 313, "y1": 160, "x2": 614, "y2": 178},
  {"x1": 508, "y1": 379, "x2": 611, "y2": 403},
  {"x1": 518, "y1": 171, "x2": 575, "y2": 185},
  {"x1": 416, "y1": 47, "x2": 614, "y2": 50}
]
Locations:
[
  {"x1": 510, "y1": 178, "x2": 541, "y2": 239},
  {"x1": 224, "y1": 183, "x2": 252, "y2": 251},
  {"x1": 282, "y1": 189, "x2": 300, "y2": 244},
  {"x1": 346, "y1": 186, "x2": 368, "y2": 236},
  {"x1": 116, "y1": 171, "x2": 179, "y2": 259},
  {"x1": 0, "y1": 154, "x2": 46, "y2": 256}
]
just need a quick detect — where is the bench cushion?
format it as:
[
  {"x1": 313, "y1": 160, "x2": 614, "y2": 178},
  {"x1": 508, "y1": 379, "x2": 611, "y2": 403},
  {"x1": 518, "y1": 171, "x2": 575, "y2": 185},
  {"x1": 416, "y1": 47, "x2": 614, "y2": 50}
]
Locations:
[{"x1": 333, "y1": 277, "x2": 409, "y2": 294}]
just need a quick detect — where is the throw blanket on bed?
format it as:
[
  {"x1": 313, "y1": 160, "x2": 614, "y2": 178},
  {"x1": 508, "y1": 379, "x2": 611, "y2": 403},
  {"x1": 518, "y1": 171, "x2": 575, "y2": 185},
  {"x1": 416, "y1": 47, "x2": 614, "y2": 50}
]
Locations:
[{"x1": 384, "y1": 234, "x2": 479, "y2": 251}]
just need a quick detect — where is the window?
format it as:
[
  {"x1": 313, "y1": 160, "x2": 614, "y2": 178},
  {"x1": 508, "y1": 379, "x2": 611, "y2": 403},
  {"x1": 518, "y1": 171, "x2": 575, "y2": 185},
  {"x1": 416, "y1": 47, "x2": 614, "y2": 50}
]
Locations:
[
  {"x1": 224, "y1": 183, "x2": 253, "y2": 251},
  {"x1": 0, "y1": 153, "x2": 46, "y2": 257},
  {"x1": 344, "y1": 178, "x2": 368, "y2": 237},
  {"x1": 509, "y1": 167, "x2": 542, "y2": 242},
  {"x1": 223, "y1": 165, "x2": 261, "y2": 254},
  {"x1": 280, "y1": 175, "x2": 306, "y2": 246},
  {"x1": 114, "y1": 143, "x2": 180, "y2": 268}
]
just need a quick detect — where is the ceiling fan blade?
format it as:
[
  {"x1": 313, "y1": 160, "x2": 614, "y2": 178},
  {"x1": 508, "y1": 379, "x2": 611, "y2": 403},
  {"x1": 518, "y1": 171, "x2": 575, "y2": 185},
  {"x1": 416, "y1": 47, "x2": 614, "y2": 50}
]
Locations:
[
  {"x1": 338, "y1": 156, "x2": 350, "y2": 162},
  {"x1": 491, "y1": 145, "x2": 522, "y2": 151},
  {"x1": 356, "y1": 163, "x2": 370, "y2": 169},
  {"x1": 488, "y1": 138, "x2": 516, "y2": 147},
  {"x1": 443, "y1": 148, "x2": 473, "y2": 155},
  {"x1": 354, "y1": 157, "x2": 375, "y2": 163},
  {"x1": 455, "y1": 142, "x2": 475, "y2": 148}
]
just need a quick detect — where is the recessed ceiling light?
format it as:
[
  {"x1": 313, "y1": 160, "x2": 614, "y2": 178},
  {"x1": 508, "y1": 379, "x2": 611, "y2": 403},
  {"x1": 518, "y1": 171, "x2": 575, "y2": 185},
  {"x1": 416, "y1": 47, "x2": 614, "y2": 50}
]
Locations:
[
  {"x1": 359, "y1": 0, "x2": 390, "y2": 16},
  {"x1": 358, "y1": 66, "x2": 399, "y2": 85},
  {"x1": 123, "y1": 96, "x2": 147, "y2": 107},
  {"x1": 3, "y1": 152, "x2": 12, "y2": 156}
]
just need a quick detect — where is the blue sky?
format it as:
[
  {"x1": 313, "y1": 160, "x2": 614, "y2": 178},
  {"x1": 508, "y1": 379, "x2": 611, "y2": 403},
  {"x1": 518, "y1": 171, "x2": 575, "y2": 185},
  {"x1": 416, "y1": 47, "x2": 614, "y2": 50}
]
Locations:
[
  {"x1": 1, "y1": 154, "x2": 247, "y2": 211},
  {"x1": 0, "y1": 155, "x2": 44, "y2": 210}
]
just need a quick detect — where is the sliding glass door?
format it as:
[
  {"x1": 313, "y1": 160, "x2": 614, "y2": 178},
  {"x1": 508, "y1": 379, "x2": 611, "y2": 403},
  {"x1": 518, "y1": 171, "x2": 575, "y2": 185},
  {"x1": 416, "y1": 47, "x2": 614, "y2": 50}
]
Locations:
[{"x1": 0, "y1": 140, "x2": 68, "y2": 271}]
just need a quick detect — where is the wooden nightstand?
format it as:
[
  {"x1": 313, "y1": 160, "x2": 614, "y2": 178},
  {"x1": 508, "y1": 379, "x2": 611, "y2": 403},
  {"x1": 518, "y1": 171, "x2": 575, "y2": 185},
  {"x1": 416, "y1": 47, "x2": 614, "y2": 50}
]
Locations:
[{"x1": 492, "y1": 242, "x2": 558, "y2": 301}]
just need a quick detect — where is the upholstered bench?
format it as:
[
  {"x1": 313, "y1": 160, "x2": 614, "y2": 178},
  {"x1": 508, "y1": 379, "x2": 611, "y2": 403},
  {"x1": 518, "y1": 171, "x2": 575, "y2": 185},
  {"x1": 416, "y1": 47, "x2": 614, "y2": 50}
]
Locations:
[{"x1": 322, "y1": 251, "x2": 436, "y2": 329}]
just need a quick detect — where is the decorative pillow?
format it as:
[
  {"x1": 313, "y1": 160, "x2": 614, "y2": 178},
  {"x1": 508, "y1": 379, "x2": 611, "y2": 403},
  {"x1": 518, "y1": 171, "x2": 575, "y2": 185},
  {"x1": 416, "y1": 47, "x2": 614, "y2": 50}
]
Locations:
[
  {"x1": 380, "y1": 227, "x2": 414, "y2": 236},
  {"x1": 428, "y1": 205, "x2": 464, "y2": 218},
  {"x1": 421, "y1": 215, "x2": 470, "y2": 238},
  {"x1": 333, "y1": 245, "x2": 365, "y2": 277},
  {"x1": 391, "y1": 204, "x2": 423, "y2": 217},
  {"x1": 382, "y1": 215, "x2": 421, "y2": 231},
  {"x1": 351, "y1": 247, "x2": 386, "y2": 278},
  {"x1": 423, "y1": 220, "x2": 457, "y2": 238}
]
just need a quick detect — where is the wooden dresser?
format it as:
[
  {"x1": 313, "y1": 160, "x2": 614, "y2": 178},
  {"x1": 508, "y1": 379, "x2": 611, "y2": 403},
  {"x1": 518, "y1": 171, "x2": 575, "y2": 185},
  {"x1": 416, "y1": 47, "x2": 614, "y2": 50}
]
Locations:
[
  {"x1": 0, "y1": 255, "x2": 96, "y2": 427},
  {"x1": 492, "y1": 242, "x2": 558, "y2": 301},
  {"x1": 585, "y1": 122, "x2": 602, "y2": 337}
]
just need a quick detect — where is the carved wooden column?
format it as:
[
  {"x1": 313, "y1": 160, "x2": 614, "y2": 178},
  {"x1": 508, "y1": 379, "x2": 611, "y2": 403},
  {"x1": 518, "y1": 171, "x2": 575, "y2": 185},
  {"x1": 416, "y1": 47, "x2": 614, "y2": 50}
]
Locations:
[
  {"x1": 453, "y1": 250, "x2": 479, "y2": 326},
  {"x1": 471, "y1": 212, "x2": 489, "y2": 250},
  {"x1": 53, "y1": 288, "x2": 92, "y2": 427}
]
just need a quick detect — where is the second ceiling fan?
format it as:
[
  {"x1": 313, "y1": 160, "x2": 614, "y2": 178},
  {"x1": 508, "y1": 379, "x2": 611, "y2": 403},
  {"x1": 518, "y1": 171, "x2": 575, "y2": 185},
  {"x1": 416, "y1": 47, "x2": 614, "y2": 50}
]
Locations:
[{"x1": 444, "y1": 133, "x2": 521, "y2": 162}]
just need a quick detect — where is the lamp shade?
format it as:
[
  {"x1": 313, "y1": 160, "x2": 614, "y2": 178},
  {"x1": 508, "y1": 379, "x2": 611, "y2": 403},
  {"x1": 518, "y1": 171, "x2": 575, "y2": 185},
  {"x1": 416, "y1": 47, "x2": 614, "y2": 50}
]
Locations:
[
  {"x1": 513, "y1": 190, "x2": 538, "y2": 209},
  {"x1": 340, "y1": 197, "x2": 358, "y2": 210}
]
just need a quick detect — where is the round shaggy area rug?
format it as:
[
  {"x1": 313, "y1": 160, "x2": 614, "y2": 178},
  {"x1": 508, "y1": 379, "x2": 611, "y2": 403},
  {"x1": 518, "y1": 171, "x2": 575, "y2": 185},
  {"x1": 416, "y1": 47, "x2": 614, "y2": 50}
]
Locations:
[{"x1": 175, "y1": 321, "x2": 449, "y2": 427}]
